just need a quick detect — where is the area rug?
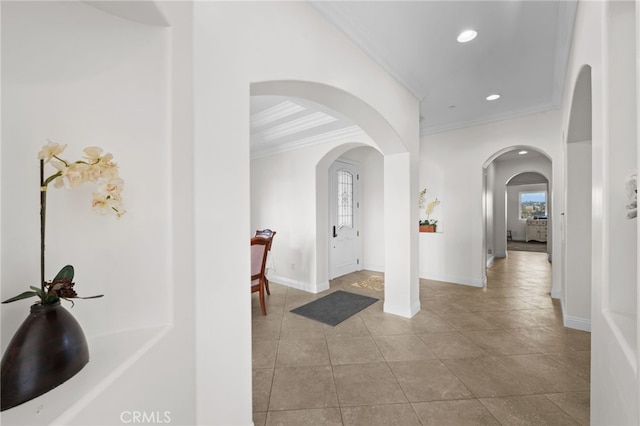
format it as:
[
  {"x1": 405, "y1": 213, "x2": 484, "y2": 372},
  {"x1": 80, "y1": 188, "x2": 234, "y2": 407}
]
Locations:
[
  {"x1": 351, "y1": 275, "x2": 385, "y2": 292},
  {"x1": 290, "y1": 290, "x2": 379, "y2": 326},
  {"x1": 507, "y1": 240, "x2": 548, "y2": 253}
]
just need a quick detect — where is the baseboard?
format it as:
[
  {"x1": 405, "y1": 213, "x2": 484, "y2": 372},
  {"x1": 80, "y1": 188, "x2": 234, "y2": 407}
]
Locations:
[
  {"x1": 383, "y1": 299, "x2": 421, "y2": 318},
  {"x1": 495, "y1": 251, "x2": 507, "y2": 258},
  {"x1": 550, "y1": 288, "x2": 562, "y2": 299},
  {"x1": 268, "y1": 275, "x2": 328, "y2": 294},
  {"x1": 419, "y1": 273, "x2": 485, "y2": 288},
  {"x1": 486, "y1": 255, "x2": 495, "y2": 268},
  {"x1": 313, "y1": 281, "x2": 330, "y2": 293},
  {"x1": 563, "y1": 314, "x2": 591, "y2": 332},
  {"x1": 362, "y1": 264, "x2": 384, "y2": 273}
]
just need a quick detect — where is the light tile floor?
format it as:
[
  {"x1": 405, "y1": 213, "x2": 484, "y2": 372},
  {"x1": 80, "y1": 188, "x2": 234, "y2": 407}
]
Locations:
[{"x1": 252, "y1": 251, "x2": 590, "y2": 425}]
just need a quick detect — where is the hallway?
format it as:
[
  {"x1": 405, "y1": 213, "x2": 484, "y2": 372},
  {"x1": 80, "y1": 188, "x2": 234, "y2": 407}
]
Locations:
[{"x1": 252, "y1": 250, "x2": 590, "y2": 425}]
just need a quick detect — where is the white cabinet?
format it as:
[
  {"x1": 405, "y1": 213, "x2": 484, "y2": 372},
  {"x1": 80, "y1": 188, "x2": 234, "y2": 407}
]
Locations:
[{"x1": 526, "y1": 219, "x2": 547, "y2": 242}]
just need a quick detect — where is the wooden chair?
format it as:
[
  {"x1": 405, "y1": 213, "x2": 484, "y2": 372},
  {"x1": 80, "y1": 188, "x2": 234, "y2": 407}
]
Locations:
[
  {"x1": 254, "y1": 229, "x2": 276, "y2": 295},
  {"x1": 251, "y1": 237, "x2": 270, "y2": 316}
]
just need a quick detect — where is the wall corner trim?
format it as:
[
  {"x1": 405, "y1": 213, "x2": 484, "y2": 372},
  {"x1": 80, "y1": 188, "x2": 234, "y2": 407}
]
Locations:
[{"x1": 563, "y1": 314, "x2": 591, "y2": 332}]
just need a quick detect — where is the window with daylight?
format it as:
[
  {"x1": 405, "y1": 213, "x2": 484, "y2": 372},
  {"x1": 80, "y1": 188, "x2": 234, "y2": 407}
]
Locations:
[
  {"x1": 520, "y1": 191, "x2": 547, "y2": 219},
  {"x1": 337, "y1": 169, "x2": 353, "y2": 229}
]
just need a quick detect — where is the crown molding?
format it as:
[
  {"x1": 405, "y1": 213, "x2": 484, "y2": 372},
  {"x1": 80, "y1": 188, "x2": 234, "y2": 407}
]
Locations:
[
  {"x1": 420, "y1": 102, "x2": 558, "y2": 137},
  {"x1": 252, "y1": 125, "x2": 369, "y2": 159},
  {"x1": 310, "y1": 2, "x2": 426, "y2": 97},
  {"x1": 257, "y1": 111, "x2": 338, "y2": 142},
  {"x1": 551, "y1": 1, "x2": 578, "y2": 109}
]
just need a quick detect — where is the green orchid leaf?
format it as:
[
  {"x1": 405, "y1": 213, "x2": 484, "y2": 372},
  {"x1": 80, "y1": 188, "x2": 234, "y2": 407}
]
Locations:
[
  {"x1": 73, "y1": 294, "x2": 104, "y2": 299},
  {"x1": 29, "y1": 286, "x2": 44, "y2": 299},
  {"x1": 2, "y1": 291, "x2": 38, "y2": 304},
  {"x1": 52, "y1": 265, "x2": 74, "y2": 283}
]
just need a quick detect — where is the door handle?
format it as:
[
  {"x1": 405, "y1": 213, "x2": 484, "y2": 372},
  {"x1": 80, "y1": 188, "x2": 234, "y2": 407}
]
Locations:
[{"x1": 333, "y1": 226, "x2": 337, "y2": 238}]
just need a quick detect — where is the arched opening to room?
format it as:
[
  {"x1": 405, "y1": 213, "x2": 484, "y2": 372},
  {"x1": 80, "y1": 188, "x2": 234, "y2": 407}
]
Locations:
[
  {"x1": 317, "y1": 145, "x2": 385, "y2": 283},
  {"x1": 482, "y1": 147, "x2": 553, "y2": 287},
  {"x1": 249, "y1": 81, "x2": 419, "y2": 318}
]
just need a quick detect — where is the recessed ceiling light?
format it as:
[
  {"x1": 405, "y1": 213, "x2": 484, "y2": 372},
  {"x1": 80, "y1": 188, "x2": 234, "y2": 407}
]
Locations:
[
  {"x1": 486, "y1": 94, "x2": 501, "y2": 101},
  {"x1": 457, "y1": 29, "x2": 478, "y2": 43},
  {"x1": 518, "y1": 150, "x2": 528, "y2": 155}
]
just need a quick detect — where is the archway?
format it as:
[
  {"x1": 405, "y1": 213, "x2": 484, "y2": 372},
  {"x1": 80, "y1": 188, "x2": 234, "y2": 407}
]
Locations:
[
  {"x1": 250, "y1": 81, "x2": 420, "y2": 318},
  {"x1": 482, "y1": 147, "x2": 552, "y2": 281},
  {"x1": 252, "y1": 81, "x2": 406, "y2": 156}
]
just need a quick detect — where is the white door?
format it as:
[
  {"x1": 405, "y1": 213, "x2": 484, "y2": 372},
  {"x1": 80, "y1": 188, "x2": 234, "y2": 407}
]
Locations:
[{"x1": 329, "y1": 160, "x2": 360, "y2": 279}]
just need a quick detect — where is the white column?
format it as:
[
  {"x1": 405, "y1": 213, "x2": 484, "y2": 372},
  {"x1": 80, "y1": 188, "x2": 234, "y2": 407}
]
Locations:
[
  {"x1": 194, "y1": 4, "x2": 252, "y2": 425},
  {"x1": 383, "y1": 152, "x2": 420, "y2": 317}
]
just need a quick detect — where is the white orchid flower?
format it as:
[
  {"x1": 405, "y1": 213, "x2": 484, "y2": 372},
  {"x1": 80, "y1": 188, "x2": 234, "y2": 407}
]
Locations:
[{"x1": 38, "y1": 142, "x2": 67, "y2": 163}]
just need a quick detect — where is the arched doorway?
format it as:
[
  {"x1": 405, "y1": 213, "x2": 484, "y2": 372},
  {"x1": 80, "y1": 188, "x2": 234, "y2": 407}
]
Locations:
[
  {"x1": 482, "y1": 147, "x2": 553, "y2": 281},
  {"x1": 250, "y1": 81, "x2": 420, "y2": 318}
]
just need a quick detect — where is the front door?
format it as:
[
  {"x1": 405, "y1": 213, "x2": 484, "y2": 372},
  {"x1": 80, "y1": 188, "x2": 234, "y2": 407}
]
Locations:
[{"x1": 329, "y1": 160, "x2": 360, "y2": 279}]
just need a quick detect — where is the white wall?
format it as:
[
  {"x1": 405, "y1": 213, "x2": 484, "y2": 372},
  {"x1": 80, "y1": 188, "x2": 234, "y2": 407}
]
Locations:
[
  {"x1": 485, "y1": 162, "x2": 496, "y2": 265},
  {"x1": 606, "y1": 1, "x2": 638, "y2": 326},
  {"x1": 558, "y1": 0, "x2": 639, "y2": 423},
  {"x1": 420, "y1": 111, "x2": 561, "y2": 287},
  {"x1": 565, "y1": 140, "x2": 592, "y2": 329},
  {"x1": 1, "y1": 0, "x2": 171, "y2": 340},
  {"x1": 1, "y1": 2, "x2": 197, "y2": 425}
]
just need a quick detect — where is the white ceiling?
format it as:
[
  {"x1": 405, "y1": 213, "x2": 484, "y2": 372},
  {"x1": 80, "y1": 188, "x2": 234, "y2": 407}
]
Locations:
[
  {"x1": 250, "y1": 1, "x2": 578, "y2": 155},
  {"x1": 494, "y1": 149, "x2": 547, "y2": 163}
]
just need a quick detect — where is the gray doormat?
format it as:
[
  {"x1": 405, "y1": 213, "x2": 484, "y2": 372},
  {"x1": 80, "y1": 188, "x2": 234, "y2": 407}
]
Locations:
[{"x1": 290, "y1": 290, "x2": 379, "y2": 326}]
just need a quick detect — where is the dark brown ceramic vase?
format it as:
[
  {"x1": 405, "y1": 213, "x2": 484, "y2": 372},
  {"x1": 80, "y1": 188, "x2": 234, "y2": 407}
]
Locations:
[{"x1": 1, "y1": 300, "x2": 89, "y2": 411}]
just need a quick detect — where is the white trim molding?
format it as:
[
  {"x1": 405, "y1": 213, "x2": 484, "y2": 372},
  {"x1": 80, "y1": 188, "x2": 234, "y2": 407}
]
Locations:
[
  {"x1": 268, "y1": 274, "x2": 329, "y2": 294},
  {"x1": 563, "y1": 314, "x2": 591, "y2": 332},
  {"x1": 419, "y1": 273, "x2": 485, "y2": 288}
]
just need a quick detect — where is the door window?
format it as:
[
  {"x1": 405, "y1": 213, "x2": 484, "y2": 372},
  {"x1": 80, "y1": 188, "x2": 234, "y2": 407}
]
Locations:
[{"x1": 337, "y1": 169, "x2": 353, "y2": 229}]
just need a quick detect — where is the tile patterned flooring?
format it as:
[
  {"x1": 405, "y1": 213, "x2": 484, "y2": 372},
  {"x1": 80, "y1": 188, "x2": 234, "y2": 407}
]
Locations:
[{"x1": 252, "y1": 251, "x2": 590, "y2": 425}]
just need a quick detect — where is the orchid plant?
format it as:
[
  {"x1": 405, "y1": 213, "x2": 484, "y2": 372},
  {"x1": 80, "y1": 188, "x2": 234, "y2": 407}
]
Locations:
[
  {"x1": 2, "y1": 142, "x2": 125, "y2": 306},
  {"x1": 418, "y1": 188, "x2": 440, "y2": 226}
]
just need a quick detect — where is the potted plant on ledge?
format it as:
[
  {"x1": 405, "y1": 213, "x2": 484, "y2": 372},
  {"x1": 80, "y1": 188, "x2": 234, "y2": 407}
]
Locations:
[
  {"x1": 1, "y1": 141, "x2": 125, "y2": 411},
  {"x1": 418, "y1": 188, "x2": 440, "y2": 232}
]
